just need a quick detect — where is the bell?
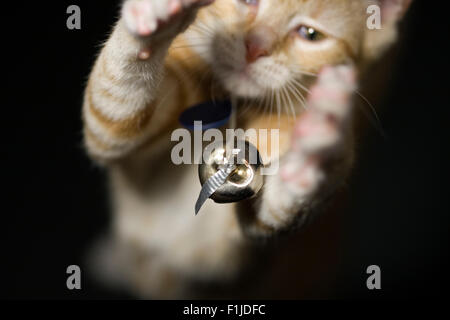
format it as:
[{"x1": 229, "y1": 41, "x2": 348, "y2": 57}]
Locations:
[
  {"x1": 196, "y1": 140, "x2": 264, "y2": 213},
  {"x1": 178, "y1": 100, "x2": 264, "y2": 214}
]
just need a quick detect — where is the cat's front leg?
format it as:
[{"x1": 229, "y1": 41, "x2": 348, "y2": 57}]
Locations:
[
  {"x1": 243, "y1": 65, "x2": 357, "y2": 238},
  {"x1": 83, "y1": 0, "x2": 213, "y2": 163}
]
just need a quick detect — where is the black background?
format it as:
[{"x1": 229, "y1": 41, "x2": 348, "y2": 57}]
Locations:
[{"x1": 3, "y1": 1, "x2": 449, "y2": 299}]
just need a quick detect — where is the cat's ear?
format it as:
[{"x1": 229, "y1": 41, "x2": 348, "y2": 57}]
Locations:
[
  {"x1": 380, "y1": 0, "x2": 412, "y2": 24},
  {"x1": 362, "y1": 0, "x2": 413, "y2": 62}
]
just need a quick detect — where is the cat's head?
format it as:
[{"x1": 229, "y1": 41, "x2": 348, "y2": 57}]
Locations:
[{"x1": 186, "y1": 0, "x2": 412, "y2": 99}]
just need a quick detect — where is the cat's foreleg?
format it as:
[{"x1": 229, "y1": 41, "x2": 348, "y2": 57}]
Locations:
[
  {"x1": 83, "y1": 0, "x2": 212, "y2": 163},
  {"x1": 244, "y1": 65, "x2": 357, "y2": 238}
]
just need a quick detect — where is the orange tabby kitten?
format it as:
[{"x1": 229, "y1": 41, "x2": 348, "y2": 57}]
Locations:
[{"x1": 83, "y1": 0, "x2": 411, "y2": 298}]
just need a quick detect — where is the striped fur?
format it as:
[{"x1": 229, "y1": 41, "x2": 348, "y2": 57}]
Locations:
[{"x1": 83, "y1": 0, "x2": 411, "y2": 298}]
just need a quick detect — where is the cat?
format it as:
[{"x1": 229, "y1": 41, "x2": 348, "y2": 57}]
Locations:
[{"x1": 83, "y1": 0, "x2": 412, "y2": 298}]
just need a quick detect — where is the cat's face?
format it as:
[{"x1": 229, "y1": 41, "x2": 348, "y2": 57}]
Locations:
[{"x1": 186, "y1": 0, "x2": 395, "y2": 100}]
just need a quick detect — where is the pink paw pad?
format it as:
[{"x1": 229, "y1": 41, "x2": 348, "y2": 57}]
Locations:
[
  {"x1": 122, "y1": 0, "x2": 214, "y2": 38},
  {"x1": 281, "y1": 64, "x2": 357, "y2": 194},
  {"x1": 281, "y1": 156, "x2": 323, "y2": 192}
]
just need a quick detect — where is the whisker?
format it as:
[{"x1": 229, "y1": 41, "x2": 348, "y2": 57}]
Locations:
[
  {"x1": 261, "y1": 91, "x2": 270, "y2": 116},
  {"x1": 280, "y1": 88, "x2": 287, "y2": 121},
  {"x1": 265, "y1": 91, "x2": 271, "y2": 116},
  {"x1": 290, "y1": 65, "x2": 319, "y2": 77},
  {"x1": 291, "y1": 78, "x2": 311, "y2": 94},
  {"x1": 286, "y1": 80, "x2": 308, "y2": 111},
  {"x1": 269, "y1": 87, "x2": 275, "y2": 122},
  {"x1": 354, "y1": 90, "x2": 387, "y2": 138},
  {"x1": 291, "y1": 65, "x2": 386, "y2": 137},
  {"x1": 275, "y1": 89, "x2": 281, "y2": 125},
  {"x1": 282, "y1": 85, "x2": 297, "y2": 122}
]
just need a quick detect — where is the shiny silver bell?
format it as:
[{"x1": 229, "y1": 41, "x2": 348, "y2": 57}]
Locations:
[{"x1": 195, "y1": 140, "x2": 264, "y2": 214}]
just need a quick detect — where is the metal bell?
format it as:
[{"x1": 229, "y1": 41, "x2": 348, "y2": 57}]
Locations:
[{"x1": 195, "y1": 140, "x2": 264, "y2": 214}]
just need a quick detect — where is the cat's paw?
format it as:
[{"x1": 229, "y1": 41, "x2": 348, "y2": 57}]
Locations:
[
  {"x1": 122, "y1": 0, "x2": 214, "y2": 38},
  {"x1": 281, "y1": 65, "x2": 357, "y2": 194},
  {"x1": 296, "y1": 65, "x2": 356, "y2": 153}
]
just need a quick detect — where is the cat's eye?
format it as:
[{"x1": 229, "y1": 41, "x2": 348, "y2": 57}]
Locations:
[
  {"x1": 297, "y1": 25, "x2": 325, "y2": 42},
  {"x1": 239, "y1": 0, "x2": 259, "y2": 6}
]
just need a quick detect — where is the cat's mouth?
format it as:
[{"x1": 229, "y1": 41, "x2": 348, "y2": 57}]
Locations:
[
  {"x1": 215, "y1": 51, "x2": 291, "y2": 99},
  {"x1": 225, "y1": 74, "x2": 264, "y2": 98},
  {"x1": 221, "y1": 65, "x2": 267, "y2": 98}
]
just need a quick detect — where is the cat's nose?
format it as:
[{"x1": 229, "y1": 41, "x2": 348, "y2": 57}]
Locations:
[
  {"x1": 245, "y1": 40, "x2": 268, "y2": 64},
  {"x1": 245, "y1": 26, "x2": 275, "y2": 64}
]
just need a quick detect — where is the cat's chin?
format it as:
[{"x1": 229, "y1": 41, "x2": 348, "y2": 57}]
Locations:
[{"x1": 222, "y1": 75, "x2": 265, "y2": 99}]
